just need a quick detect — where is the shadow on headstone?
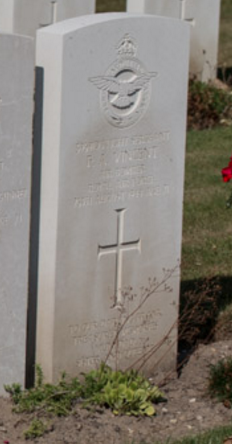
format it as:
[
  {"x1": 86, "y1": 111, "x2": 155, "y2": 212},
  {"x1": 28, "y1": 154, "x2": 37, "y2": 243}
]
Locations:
[{"x1": 26, "y1": 67, "x2": 44, "y2": 389}]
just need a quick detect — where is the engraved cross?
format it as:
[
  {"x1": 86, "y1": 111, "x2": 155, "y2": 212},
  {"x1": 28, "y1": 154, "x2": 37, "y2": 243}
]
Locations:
[
  {"x1": 98, "y1": 209, "x2": 141, "y2": 307},
  {"x1": 180, "y1": 0, "x2": 195, "y2": 26}
]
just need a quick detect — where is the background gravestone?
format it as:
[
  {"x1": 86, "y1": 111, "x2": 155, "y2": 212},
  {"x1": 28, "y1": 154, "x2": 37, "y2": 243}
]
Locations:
[
  {"x1": 36, "y1": 13, "x2": 189, "y2": 382},
  {"x1": 127, "y1": 0, "x2": 221, "y2": 82},
  {"x1": 0, "y1": 34, "x2": 34, "y2": 394},
  {"x1": 0, "y1": 0, "x2": 96, "y2": 38},
  {"x1": 127, "y1": 0, "x2": 182, "y2": 15}
]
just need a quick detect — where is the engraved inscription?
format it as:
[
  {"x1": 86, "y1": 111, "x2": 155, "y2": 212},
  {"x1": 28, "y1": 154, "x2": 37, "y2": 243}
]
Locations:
[
  {"x1": 74, "y1": 185, "x2": 170, "y2": 208},
  {"x1": 0, "y1": 212, "x2": 23, "y2": 228},
  {"x1": 76, "y1": 133, "x2": 170, "y2": 154},
  {"x1": 86, "y1": 147, "x2": 157, "y2": 169},
  {"x1": 0, "y1": 189, "x2": 27, "y2": 201},
  {"x1": 74, "y1": 132, "x2": 171, "y2": 208},
  {"x1": 69, "y1": 310, "x2": 161, "y2": 338},
  {"x1": 98, "y1": 209, "x2": 141, "y2": 306},
  {"x1": 0, "y1": 186, "x2": 28, "y2": 233},
  {"x1": 90, "y1": 34, "x2": 157, "y2": 128},
  {"x1": 69, "y1": 310, "x2": 163, "y2": 369},
  {"x1": 0, "y1": 188, "x2": 27, "y2": 233}
]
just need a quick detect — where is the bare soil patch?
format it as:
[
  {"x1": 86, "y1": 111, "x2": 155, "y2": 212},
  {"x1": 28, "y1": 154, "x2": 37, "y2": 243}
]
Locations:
[{"x1": 1, "y1": 341, "x2": 232, "y2": 444}]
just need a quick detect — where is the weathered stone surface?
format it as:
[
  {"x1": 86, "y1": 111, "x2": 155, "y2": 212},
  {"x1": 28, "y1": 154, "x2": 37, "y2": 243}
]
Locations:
[
  {"x1": 0, "y1": 34, "x2": 34, "y2": 394},
  {"x1": 36, "y1": 13, "x2": 189, "y2": 382}
]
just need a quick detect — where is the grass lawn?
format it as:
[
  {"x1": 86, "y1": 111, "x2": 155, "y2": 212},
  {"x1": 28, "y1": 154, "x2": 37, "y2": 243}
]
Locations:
[
  {"x1": 166, "y1": 425, "x2": 232, "y2": 444},
  {"x1": 180, "y1": 127, "x2": 232, "y2": 339},
  {"x1": 183, "y1": 126, "x2": 232, "y2": 282},
  {"x1": 96, "y1": 0, "x2": 125, "y2": 12}
]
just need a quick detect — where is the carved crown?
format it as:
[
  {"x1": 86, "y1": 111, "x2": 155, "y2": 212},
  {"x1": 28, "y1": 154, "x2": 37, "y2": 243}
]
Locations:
[{"x1": 117, "y1": 34, "x2": 137, "y2": 58}]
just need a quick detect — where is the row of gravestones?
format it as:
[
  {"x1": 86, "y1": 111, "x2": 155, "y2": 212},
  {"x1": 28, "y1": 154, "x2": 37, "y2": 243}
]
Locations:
[
  {"x1": 0, "y1": 0, "x2": 220, "y2": 394},
  {"x1": 0, "y1": 0, "x2": 96, "y2": 36},
  {"x1": 0, "y1": 0, "x2": 221, "y2": 83}
]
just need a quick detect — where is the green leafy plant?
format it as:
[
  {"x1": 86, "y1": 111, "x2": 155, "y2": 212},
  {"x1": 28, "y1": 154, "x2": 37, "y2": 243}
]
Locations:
[
  {"x1": 5, "y1": 364, "x2": 164, "y2": 438},
  {"x1": 81, "y1": 362, "x2": 164, "y2": 416},
  {"x1": 188, "y1": 79, "x2": 232, "y2": 130},
  {"x1": 208, "y1": 357, "x2": 232, "y2": 407},
  {"x1": 23, "y1": 419, "x2": 48, "y2": 439},
  {"x1": 5, "y1": 364, "x2": 82, "y2": 416}
]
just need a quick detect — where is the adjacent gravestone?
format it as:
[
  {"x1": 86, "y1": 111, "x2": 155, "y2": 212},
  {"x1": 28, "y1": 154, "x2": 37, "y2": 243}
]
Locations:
[
  {"x1": 36, "y1": 13, "x2": 189, "y2": 382},
  {"x1": 127, "y1": 0, "x2": 182, "y2": 15},
  {"x1": 0, "y1": 34, "x2": 34, "y2": 394},
  {"x1": 0, "y1": 0, "x2": 96, "y2": 38},
  {"x1": 127, "y1": 0, "x2": 221, "y2": 82}
]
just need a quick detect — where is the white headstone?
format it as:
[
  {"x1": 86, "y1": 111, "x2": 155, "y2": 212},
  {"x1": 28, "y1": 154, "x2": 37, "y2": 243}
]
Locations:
[
  {"x1": 127, "y1": 0, "x2": 181, "y2": 15},
  {"x1": 36, "y1": 13, "x2": 189, "y2": 382},
  {"x1": 0, "y1": 0, "x2": 96, "y2": 38},
  {"x1": 127, "y1": 0, "x2": 221, "y2": 82},
  {"x1": 0, "y1": 34, "x2": 34, "y2": 394}
]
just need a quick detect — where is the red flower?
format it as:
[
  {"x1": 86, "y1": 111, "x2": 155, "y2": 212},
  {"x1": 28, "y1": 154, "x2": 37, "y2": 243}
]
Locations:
[{"x1": 222, "y1": 157, "x2": 232, "y2": 182}]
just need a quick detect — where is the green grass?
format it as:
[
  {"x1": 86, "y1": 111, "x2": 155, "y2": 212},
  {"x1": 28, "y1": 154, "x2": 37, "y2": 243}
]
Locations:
[
  {"x1": 96, "y1": 0, "x2": 126, "y2": 12},
  {"x1": 162, "y1": 425, "x2": 232, "y2": 444},
  {"x1": 182, "y1": 127, "x2": 232, "y2": 282},
  {"x1": 208, "y1": 357, "x2": 232, "y2": 406},
  {"x1": 135, "y1": 424, "x2": 232, "y2": 444}
]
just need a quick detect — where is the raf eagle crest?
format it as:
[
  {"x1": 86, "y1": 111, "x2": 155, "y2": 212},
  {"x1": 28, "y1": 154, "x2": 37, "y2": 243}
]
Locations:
[
  {"x1": 89, "y1": 34, "x2": 158, "y2": 128},
  {"x1": 89, "y1": 73, "x2": 157, "y2": 109}
]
